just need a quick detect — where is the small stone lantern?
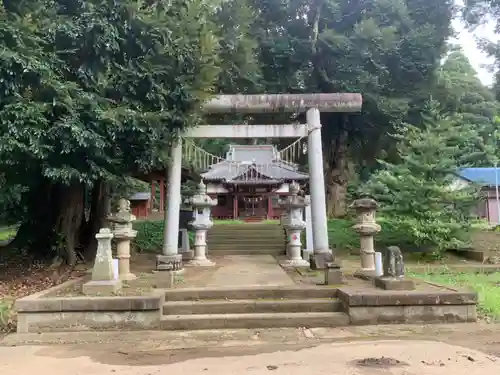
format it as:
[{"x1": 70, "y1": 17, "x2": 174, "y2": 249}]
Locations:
[
  {"x1": 279, "y1": 182, "x2": 310, "y2": 267},
  {"x1": 186, "y1": 181, "x2": 217, "y2": 266},
  {"x1": 108, "y1": 198, "x2": 137, "y2": 281},
  {"x1": 350, "y1": 198, "x2": 381, "y2": 277}
]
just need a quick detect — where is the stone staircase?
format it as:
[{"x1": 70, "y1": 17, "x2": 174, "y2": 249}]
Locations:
[
  {"x1": 160, "y1": 286, "x2": 349, "y2": 330},
  {"x1": 207, "y1": 223, "x2": 285, "y2": 255}
]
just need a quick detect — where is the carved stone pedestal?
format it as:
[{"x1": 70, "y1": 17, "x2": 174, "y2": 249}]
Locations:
[
  {"x1": 82, "y1": 228, "x2": 122, "y2": 295},
  {"x1": 324, "y1": 263, "x2": 343, "y2": 285},
  {"x1": 188, "y1": 229, "x2": 215, "y2": 267},
  {"x1": 156, "y1": 254, "x2": 184, "y2": 274},
  {"x1": 280, "y1": 229, "x2": 309, "y2": 267}
]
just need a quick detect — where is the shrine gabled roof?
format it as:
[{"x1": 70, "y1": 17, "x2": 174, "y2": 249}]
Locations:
[
  {"x1": 201, "y1": 162, "x2": 308, "y2": 182},
  {"x1": 230, "y1": 144, "x2": 276, "y2": 164},
  {"x1": 201, "y1": 144, "x2": 308, "y2": 182}
]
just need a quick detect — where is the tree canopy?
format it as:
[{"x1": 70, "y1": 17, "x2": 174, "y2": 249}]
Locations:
[
  {"x1": 434, "y1": 48, "x2": 500, "y2": 164},
  {"x1": 213, "y1": 0, "x2": 455, "y2": 217},
  {"x1": 0, "y1": 0, "x2": 220, "y2": 263}
]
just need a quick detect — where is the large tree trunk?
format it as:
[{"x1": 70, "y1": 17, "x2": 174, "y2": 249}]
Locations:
[
  {"x1": 8, "y1": 180, "x2": 56, "y2": 258},
  {"x1": 9, "y1": 180, "x2": 86, "y2": 265},
  {"x1": 308, "y1": 0, "x2": 351, "y2": 218},
  {"x1": 322, "y1": 114, "x2": 352, "y2": 218},
  {"x1": 81, "y1": 180, "x2": 110, "y2": 261},
  {"x1": 324, "y1": 130, "x2": 350, "y2": 218},
  {"x1": 55, "y1": 183, "x2": 85, "y2": 266}
]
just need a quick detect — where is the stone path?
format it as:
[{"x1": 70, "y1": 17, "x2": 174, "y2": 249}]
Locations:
[{"x1": 206, "y1": 255, "x2": 294, "y2": 286}]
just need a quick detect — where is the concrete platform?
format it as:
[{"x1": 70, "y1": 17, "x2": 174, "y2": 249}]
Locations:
[{"x1": 14, "y1": 254, "x2": 479, "y2": 333}]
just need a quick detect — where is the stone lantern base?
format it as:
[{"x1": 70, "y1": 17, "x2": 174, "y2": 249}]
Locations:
[
  {"x1": 187, "y1": 258, "x2": 215, "y2": 267},
  {"x1": 185, "y1": 229, "x2": 215, "y2": 267},
  {"x1": 280, "y1": 258, "x2": 310, "y2": 268},
  {"x1": 354, "y1": 268, "x2": 378, "y2": 280},
  {"x1": 279, "y1": 229, "x2": 309, "y2": 268},
  {"x1": 156, "y1": 254, "x2": 185, "y2": 275}
]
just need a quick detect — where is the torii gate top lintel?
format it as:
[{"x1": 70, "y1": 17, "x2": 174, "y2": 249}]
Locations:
[{"x1": 202, "y1": 93, "x2": 362, "y2": 113}]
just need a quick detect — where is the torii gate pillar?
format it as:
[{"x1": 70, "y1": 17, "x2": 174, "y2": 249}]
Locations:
[{"x1": 157, "y1": 94, "x2": 362, "y2": 269}]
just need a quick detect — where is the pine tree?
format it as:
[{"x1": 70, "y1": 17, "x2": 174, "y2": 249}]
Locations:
[{"x1": 363, "y1": 100, "x2": 481, "y2": 255}]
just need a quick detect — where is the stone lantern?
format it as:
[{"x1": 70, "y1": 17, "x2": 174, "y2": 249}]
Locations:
[
  {"x1": 108, "y1": 198, "x2": 137, "y2": 281},
  {"x1": 186, "y1": 181, "x2": 217, "y2": 266},
  {"x1": 279, "y1": 182, "x2": 310, "y2": 267},
  {"x1": 350, "y1": 198, "x2": 381, "y2": 277}
]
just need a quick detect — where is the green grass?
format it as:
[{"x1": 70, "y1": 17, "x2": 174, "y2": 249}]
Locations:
[{"x1": 413, "y1": 270, "x2": 500, "y2": 320}]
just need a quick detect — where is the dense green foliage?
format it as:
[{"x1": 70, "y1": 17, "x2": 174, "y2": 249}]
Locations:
[
  {"x1": 362, "y1": 101, "x2": 481, "y2": 256},
  {"x1": 435, "y1": 48, "x2": 500, "y2": 164},
  {"x1": 463, "y1": 0, "x2": 500, "y2": 100},
  {"x1": 133, "y1": 220, "x2": 194, "y2": 252},
  {"x1": 213, "y1": 0, "x2": 455, "y2": 217},
  {"x1": 0, "y1": 0, "x2": 220, "y2": 263}
]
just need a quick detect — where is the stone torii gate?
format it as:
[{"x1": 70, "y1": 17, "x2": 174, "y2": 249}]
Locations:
[{"x1": 158, "y1": 93, "x2": 362, "y2": 268}]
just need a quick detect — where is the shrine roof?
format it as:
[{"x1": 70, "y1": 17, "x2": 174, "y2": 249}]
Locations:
[
  {"x1": 231, "y1": 145, "x2": 276, "y2": 164},
  {"x1": 201, "y1": 145, "x2": 308, "y2": 182},
  {"x1": 129, "y1": 192, "x2": 151, "y2": 201}
]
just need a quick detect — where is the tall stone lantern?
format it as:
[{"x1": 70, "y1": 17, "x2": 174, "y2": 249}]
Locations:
[
  {"x1": 108, "y1": 198, "x2": 137, "y2": 281},
  {"x1": 350, "y1": 198, "x2": 381, "y2": 277},
  {"x1": 279, "y1": 182, "x2": 310, "y2": 267},
  {"x1": 187, "y1": 181, "x2": 217, "y2": 266}
]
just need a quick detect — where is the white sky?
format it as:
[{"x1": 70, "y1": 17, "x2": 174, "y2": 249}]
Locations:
[{"x1": 454, "y1": 17, "x2": 497, "y2": 85}]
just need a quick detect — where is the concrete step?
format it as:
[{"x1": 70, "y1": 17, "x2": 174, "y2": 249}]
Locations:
[
  {"x1": 208, "y1": 233, "x2": 283, "y2": 238},
  {"x1": 213, "y1": 224, "x2": 280, "y2": 228},
  {"x1": 208, "y1": 246, "x2": 283, "y2": 250},
  {"x1": 208, "y1": 249, "x2": 284, "y2": 255},
  {"x1": 208, "y1": 233, "x2": 283, "y2": 237},
  {"x1": 207, "y1": 243, "x2": 284, "y2": 248},
  {"x1": 164, "y1": 286, "x2": 338, "y2": 301},
  {"x1": 163, "y1": 298, "x2": 342, "y2": 315},
  {"x1": 211, "y1": 228, "x2": 282, "y2": 232},
  {"x1": 160, "y1": 312, "x2": 350, "y2": 330},
  {"x1": 207, "y1": 235, "x2": 285, "y2": 243}
]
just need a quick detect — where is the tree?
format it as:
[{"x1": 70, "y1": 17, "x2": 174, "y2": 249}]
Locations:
[
  {"x1": 0, "y1": 0, "x2": 220, "y2": 264},
  {"x1": 462, "y1": 0, "x2": 500, "y2": 99},
  {"x1": 362, "y1": 100, "x2": 481, "y2": 255},
  {"x1": 214, "y1": 0, "x2": 455, "y2": 217},
  {"x1": 434, "y1": 47, "x2": 500, "y2": 164}
]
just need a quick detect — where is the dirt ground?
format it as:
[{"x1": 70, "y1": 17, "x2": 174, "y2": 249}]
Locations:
[{"x1": 1, "y1": 323, "x2": 500, "y2": 374}]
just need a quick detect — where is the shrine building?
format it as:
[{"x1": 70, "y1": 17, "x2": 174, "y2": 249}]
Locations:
[{"x1": 201, "y1": 144, "x2": 309, "y2": 221}]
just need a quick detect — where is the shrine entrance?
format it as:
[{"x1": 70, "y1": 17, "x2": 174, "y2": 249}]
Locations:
[
  {"x1": 158, "y1": 94, "x2": 362, "y2": 265},
  {"x1": 238, "y1": 194, "x2": 267, "y2": 220}
]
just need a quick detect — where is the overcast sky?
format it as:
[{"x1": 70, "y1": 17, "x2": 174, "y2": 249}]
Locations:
[{"x1": 454, "y1": 17, "x2": 497, "y2": 85}]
